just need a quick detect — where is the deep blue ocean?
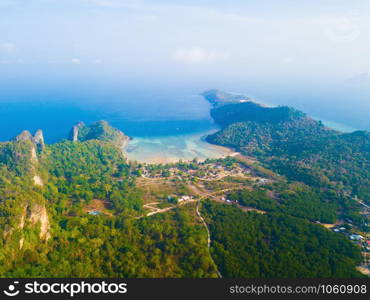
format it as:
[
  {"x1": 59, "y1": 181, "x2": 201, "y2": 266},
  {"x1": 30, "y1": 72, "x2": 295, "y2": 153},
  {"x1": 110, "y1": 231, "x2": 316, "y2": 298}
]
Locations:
[
  {"x1": 0, "y1": 83, "x2": 368, "y2": 145},
  {"x1": 0, "y1": 89, "x2": 216, "y2": 143}
]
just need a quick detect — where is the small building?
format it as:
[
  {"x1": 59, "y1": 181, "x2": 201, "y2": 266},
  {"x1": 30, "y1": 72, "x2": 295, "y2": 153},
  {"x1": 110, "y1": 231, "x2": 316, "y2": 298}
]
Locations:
[
  {"x1": 178, "y1": 195, "x2": 192, "y2": 203},
  {"x1": 366, "y1": 241, "x2": 370, "y2": 251},
  {"x1": 350, "y1": 234, "x2": 364, "y2": 241}
]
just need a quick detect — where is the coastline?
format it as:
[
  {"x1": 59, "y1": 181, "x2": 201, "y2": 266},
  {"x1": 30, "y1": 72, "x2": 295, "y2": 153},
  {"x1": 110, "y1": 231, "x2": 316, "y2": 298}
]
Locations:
[{"x1": 123, "y1": 130, "x2": 237, "y2": 164}]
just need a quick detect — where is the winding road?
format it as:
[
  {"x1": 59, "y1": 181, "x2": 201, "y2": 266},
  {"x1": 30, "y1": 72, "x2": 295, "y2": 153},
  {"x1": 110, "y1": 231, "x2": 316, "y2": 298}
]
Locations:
[{"x1": 196, "y1": 197, "x2": 222, "y2": 278}]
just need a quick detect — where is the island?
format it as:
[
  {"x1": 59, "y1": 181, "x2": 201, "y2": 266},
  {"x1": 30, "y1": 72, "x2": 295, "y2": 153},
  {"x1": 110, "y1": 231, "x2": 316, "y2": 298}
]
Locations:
[{"x1": 0, "y1": 92, "x2": 368, "y2": 278}]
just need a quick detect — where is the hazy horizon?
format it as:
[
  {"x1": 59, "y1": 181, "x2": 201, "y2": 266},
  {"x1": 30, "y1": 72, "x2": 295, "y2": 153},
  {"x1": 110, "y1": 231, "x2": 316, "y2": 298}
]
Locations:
[{"x1": 0, "y1": 0, "x2": 369, "y2": 131}]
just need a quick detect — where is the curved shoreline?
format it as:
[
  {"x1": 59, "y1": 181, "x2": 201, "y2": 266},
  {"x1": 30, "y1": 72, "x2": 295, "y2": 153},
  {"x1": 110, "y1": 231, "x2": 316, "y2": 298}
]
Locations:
[{"x1": 123, "y1": 130, "x2": 237, "y2": 164}]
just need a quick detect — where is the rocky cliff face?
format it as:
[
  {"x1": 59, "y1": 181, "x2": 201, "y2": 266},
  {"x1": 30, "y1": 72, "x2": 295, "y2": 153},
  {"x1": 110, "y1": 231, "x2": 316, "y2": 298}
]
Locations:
[
  {"x1": 5, "y1": 202, "x2": 50, "y2": 250},
  {"x1": 33, "y1": 129, "x2": 45, "y2": 151},
  {"x1": 26, "y1": 203, "x2": 50, "y2": 240},
  {"x1": 14, "y1": 129, "x2": 45, "y2": 155},
  {"x1": 1, "y1": 122, "x2": 130, "y2": 252},
  {"x1": 13, "y1": 130, "x2": 45, "y2": 184},
  {"x1": 0, "y1": 130, "x2": 52, "y2": 255},
  {"x1": 14, "y1": 130, "x2": 34, "y2": 142}
]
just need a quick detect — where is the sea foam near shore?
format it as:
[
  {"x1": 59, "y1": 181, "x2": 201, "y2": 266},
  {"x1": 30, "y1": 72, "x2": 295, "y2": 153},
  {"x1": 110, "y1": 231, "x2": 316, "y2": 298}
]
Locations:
[{"x1": 124, "y1": 130, "x2": 233, "y2": 164}]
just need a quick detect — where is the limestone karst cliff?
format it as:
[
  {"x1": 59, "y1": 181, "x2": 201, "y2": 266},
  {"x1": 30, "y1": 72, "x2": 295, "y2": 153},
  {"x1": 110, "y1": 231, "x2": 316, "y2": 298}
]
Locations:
[{"x1": 68, "y1": 121, "x2": 86, "y2": 142}]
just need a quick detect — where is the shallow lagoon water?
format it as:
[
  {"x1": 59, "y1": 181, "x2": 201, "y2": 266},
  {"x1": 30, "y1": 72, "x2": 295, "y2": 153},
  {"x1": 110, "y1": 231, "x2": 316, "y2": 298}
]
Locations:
[
  {"x1": 0, "y1": 98, "x2": 233, "y2": 164},
  {"x1": 125, "y1": 130, "x2": 233, "y2": 164}
]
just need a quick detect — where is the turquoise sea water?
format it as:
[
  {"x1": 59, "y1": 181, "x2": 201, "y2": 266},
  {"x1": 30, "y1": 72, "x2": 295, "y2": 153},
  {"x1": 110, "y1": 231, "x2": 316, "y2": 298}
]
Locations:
[
  {"x1": 246, "y1": 99, "x2": 359, "y2": 133},
  {"x1": 125, "y1": 130, "x2": 232, "y2": 163},
  {"x1": 0, "y1": 91, "x2": 214, "y2": 143},
  {"x1": 0, "y1": 86, "x2": 366, "y2": 163},
  {"x1": 0, "y1": 89, "x2": 233, "y2": 162},
  {"x1": 312, "y1": 118, "x2": 358, "y2": 133}
]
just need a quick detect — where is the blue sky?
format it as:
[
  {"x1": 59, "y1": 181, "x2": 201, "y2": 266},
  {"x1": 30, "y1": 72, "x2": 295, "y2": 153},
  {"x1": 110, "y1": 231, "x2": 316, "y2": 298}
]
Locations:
[
  {"x1": 0, "y1": 0, "x2": 369, "y2": 129},
  {"x1": 1, "y1": 0, "x2": 369, "y2": 77}
]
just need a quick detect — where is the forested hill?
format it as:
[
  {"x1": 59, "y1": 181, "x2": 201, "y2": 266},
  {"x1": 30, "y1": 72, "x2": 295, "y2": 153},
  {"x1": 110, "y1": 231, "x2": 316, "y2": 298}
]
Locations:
[
  {"x1": 203, "y1": 90, "x2": 370, "y2": 203},
  {"x1": 202, "y1": 201, "x2": 363, "y2": 278},
  {"x1": 204, "y1": 89, "x2": 323, "y2": 128},
  {"x1": 0, "y1": 119, "x2": 366, "y2": 278},
  {"x1": 0, "y1": 121, "x2": 218, "y2": 277},
  {"x1": 210, "y1": 101, "x2": 308, "y2": 128},
  {"x1": 68, "y1": 120, "x2": 131, "y2": 147}
]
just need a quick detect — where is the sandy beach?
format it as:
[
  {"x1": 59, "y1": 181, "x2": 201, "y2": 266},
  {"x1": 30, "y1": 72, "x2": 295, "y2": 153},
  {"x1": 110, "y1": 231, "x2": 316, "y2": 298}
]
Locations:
[{"x1": 124, "y1": 130, "x2": 236, "y2": 164}]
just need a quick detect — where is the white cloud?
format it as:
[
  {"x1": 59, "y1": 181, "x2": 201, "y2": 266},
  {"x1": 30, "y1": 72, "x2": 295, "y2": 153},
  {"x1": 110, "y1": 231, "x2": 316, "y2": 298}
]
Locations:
[
  {"x1": 172, "y1": 47, "x2": 229, "y2": 64},
  {"x1": 0, "y1": 42, "x2": 17, "y2": 55},
  {"x1": 93, "y1": 59, "x2": 102, "y2": 64},
  {"x1": 71, "y1": 58, "x2": 81, "y2": 64},
  {"x1": 323, "y1": 16, "x2": 361, "y2": 43}
]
